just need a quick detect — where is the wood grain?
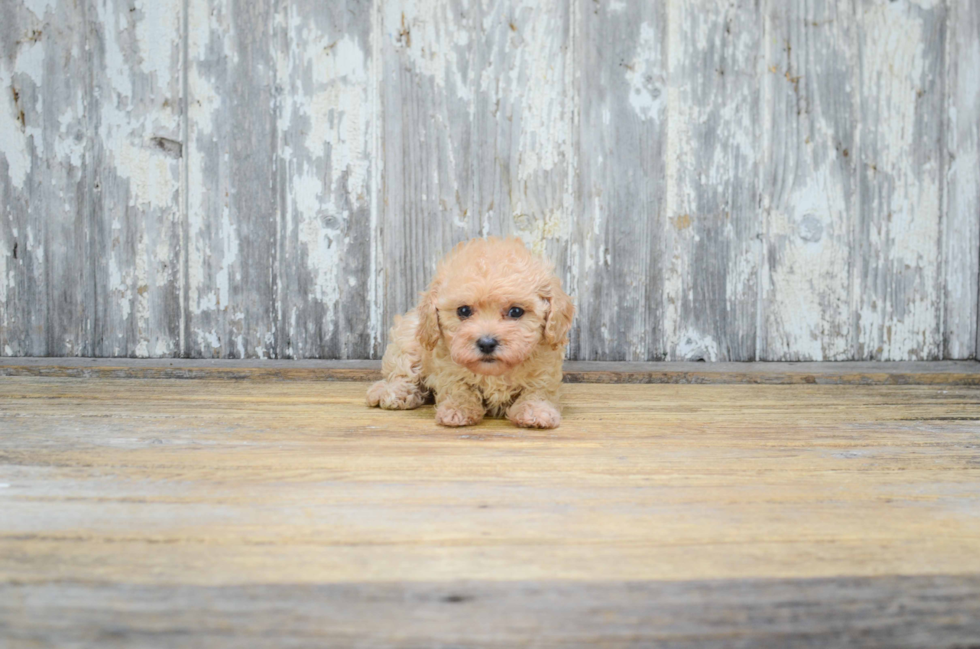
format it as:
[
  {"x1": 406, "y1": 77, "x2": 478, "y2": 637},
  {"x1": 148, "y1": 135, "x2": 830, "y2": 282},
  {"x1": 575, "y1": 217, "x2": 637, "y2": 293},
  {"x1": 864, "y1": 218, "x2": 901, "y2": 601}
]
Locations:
[
  {"x1": 184, "y1": 0, "x2": 278, "y2": 358},
  {"x1": 853, "y1": 0, "x2": 946, "y2": 360},
  {"x1": 91, "y1": 0, "x2": 184, "y2": 358},
  {"x1": 3, "y1": 577, "x2": 980, "y2": 648},
  {"x1": 759, "y1": 0, "x2": 855, "y2": 361},
  {"x1": 381, "y1": 0, "x2": 574, "y2": 338},
  {"x1": 1, "y1": 0, "x2": 96, "y2": 356},
  {"x1": 274, "y1": 0, "x2": 380, "y2": 360},
  {"x1": 662, "y1": 0, "x2": 762, "y2": 361},
  {"x1": 2, "y1": 358, "x2": 980, "y2": 385},
  {"x1": 570, "y1": 0, "x2": 666, "y2": 361},
  {"x1": 0, "y1": 377, "x2": 978, "y2": 645},
  {"x1": 2, "y1": 0, "x2": 979, "y2": 362},
  {"x1": 944, "y1": 0, "x2": 980, "y2": 360}
]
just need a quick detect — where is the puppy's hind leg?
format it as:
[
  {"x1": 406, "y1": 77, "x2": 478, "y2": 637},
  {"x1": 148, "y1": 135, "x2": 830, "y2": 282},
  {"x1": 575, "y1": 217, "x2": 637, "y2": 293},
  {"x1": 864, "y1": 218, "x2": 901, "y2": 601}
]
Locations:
[{"x1": 367, "y1": 312, "x2": 430, "y2": 410}]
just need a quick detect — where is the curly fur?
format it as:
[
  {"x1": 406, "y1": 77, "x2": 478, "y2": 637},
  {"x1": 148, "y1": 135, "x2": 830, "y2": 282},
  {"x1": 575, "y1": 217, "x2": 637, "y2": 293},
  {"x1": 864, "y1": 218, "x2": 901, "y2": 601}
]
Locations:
[{"x1": 367, "y1": 237, "x2": 574, "y2": 428}]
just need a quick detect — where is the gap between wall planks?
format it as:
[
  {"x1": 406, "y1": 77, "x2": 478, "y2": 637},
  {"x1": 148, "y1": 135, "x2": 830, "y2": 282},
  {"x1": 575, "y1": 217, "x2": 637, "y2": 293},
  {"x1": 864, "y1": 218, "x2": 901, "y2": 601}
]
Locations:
[
  {"x1": 1, "y1": 0, "x2": 979, "y2": 362},
  {"x1": 1, "y1": 358, "x2": 979, "y2": 385}
]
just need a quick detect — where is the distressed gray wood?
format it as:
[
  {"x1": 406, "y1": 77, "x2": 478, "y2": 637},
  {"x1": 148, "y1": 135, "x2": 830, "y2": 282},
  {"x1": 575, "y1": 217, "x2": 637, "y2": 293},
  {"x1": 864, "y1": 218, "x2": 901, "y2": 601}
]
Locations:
[
  {"x1": 662, "y1": 0, "x2": 763, "y2": 361},
  {"x1": 91, "y1": 0, "x2": 183, "y2": 358},
  {"x1": 569, "y1": 0, "x2": 666, "y2": 361},
  {"x1": 4, "y1": 577, "x2": 980, "y2": 648},
  {"x1": 944, "y1": 0, "x2": 980, "y2": 360},
  {"x1": 2, "y1": 0, "x2": 978, "y2": 362},
  {"x1": 759, "y1": 0, "x2": 856, "y2": 361},
  {"x1": 274, "y1": 0, "x2": 380, "y2": 359},
  {"x1": 853, "y1": 0, "x2": 946, "y2": 360},
  {"x1": 381, "y1": 0, "x2": 573, "y2": 329},
  {"x1": 184, "y1": 0, "x2": 278, "y2": 358},
  {"x1": 1, "y1": 0, "x2": 96, "y2": 356}
]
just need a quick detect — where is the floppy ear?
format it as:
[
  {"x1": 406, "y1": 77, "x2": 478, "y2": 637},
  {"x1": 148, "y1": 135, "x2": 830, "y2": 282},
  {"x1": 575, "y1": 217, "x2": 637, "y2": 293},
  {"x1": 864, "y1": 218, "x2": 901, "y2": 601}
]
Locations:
[
  {"x1": 415, "y1": 287, "x2": 442, "y2": 350},
  {"x1": 543, "y1": 277, "x2": 575, "y2": 349}
]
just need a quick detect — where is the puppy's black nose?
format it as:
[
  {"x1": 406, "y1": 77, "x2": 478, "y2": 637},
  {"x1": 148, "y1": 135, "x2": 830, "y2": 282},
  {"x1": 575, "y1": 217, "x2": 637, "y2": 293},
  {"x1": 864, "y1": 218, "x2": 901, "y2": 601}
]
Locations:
[{"x1": 476, "y1": 336, "x2": 498, "y2": 355}]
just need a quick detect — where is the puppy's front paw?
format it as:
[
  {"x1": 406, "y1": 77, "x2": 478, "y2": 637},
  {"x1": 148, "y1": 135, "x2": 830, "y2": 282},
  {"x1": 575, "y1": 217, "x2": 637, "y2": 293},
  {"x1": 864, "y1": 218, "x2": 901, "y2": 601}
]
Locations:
[
  {"x1": 367, "y1": 380, "x2": 428, "y2": 410},
  {"x1": 435, "y1": 403, "x2": 483, "y2": 427},
  {"x1": 508, "y1": 401, "x2": 561, "y2": 429}
]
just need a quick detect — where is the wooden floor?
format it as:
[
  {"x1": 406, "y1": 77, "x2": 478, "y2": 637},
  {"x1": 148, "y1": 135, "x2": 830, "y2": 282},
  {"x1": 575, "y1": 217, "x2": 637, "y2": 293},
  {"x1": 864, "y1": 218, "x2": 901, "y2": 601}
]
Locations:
[{"x1": 1, "y1": 374, "x2": 979, "y2": 647}]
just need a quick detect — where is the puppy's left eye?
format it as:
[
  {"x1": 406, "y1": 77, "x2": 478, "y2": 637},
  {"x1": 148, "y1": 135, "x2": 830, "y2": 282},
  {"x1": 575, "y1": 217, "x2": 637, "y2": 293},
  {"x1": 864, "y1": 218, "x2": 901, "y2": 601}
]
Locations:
[{"x1": 507, "y1": 306, "x2": 524, "y2": 319}]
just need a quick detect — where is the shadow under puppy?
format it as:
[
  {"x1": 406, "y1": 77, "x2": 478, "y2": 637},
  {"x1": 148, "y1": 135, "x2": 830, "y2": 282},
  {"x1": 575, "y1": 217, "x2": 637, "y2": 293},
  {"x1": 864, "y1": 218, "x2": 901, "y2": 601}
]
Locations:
[{"x1": 367, "y1": 237, "x2": 575, "y2": 428}]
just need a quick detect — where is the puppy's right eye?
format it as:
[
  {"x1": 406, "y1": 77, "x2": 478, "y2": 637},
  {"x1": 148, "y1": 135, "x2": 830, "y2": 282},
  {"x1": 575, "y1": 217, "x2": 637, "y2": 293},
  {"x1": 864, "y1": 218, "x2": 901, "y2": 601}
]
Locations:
[{"x1": 457, "y1": 306, "x2": 473, "y2": 319}]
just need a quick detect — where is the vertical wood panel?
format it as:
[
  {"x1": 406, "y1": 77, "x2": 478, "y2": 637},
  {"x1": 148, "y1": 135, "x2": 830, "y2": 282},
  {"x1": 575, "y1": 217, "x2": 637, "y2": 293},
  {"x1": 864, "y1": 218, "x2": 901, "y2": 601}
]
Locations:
[
  {"x1": 185, "y1": 0, "x2": 278, "y2": 358},
  {"x1": 1, "y1": 0, "x2": 96, "y2": 356},
  {"x1": 853, "y1": 0, "x2": 946, "y2": 360},
  {"x1": 274, "y1": 0, "x2": 378, "y2": 360},
  {"x1": 0, "y1": 0, "x2": 46, "y2": 356},
  {"x1": 381, "y1": 0, "x2": 573, "y2": 332},
  {"x1": 758, "y1": 0, "x2": 856, "y2": 361},
  {"x1": 91, "y1": 0, "x2": 183, "y2": 357},
  {"x1": 663, "y1": 0, "x2": 763, "y2": 361},
  {"x1": 570, "y1": 0, "x2": 666, "y2": 361},
  {"x1": 943, "y1": 0, "x2": 979, "y2": 360}
]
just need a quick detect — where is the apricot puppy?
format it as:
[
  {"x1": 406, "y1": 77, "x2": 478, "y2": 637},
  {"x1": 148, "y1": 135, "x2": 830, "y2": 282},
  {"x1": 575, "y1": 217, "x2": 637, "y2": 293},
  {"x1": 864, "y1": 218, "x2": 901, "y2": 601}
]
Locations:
[{"x1": 367, "y1": 237, "x2": 574, "y2": 428}]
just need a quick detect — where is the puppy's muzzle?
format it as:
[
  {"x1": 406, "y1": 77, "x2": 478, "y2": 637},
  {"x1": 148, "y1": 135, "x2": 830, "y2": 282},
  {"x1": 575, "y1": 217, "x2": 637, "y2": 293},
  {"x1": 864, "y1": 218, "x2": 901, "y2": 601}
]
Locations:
[{"x1": 476, "y1": 336, "x2": 499, "y2": 356}]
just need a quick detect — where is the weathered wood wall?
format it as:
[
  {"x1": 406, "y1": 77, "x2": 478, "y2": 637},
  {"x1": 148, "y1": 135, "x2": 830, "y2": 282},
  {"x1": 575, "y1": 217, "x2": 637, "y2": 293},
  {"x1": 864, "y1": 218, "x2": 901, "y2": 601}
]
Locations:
[{"x1": 1, "y1": 0, "x2": 978, "y2": 361}]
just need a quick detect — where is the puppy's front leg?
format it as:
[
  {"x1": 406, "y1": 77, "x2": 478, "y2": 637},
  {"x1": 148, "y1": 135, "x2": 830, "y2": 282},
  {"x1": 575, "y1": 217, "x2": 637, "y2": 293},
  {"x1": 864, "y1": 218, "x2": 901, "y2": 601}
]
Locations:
[
  {"x1": 434, "y1": 385, "x2": 485, "y2": 427},
  {"x1": 507, "y1": 392, "x2": 562, "y2": 429}
]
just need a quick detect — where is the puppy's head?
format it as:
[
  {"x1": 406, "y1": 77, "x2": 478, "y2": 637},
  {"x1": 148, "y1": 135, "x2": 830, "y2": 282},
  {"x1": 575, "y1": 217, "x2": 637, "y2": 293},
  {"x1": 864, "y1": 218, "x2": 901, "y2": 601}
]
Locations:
[{"x1": 417, "y1": 237, "x2": 574, "y2": 376}]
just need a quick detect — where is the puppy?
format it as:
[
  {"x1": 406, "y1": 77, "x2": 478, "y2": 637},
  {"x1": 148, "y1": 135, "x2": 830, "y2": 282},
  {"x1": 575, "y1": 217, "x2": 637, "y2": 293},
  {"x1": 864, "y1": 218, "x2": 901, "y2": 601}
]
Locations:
[{"x1": 367, "y1": 237, "x2": 574, "y2": 428}]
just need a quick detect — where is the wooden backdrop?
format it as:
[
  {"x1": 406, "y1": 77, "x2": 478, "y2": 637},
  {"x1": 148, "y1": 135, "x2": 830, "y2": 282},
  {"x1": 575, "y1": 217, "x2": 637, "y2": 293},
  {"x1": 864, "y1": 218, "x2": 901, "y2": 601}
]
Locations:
[{"x1": 1, "y1": 0, "x2": 978, "y2": 361}]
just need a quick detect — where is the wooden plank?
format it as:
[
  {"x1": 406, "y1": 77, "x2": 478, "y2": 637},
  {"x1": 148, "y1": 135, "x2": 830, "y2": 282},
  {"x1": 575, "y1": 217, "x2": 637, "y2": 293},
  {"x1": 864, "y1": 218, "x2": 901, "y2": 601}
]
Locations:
[
  {"x1": 91, "y1": 0, "x2": 183, "y2": 358},
  {"x1": 380, "y1": 0, "x2": 573, "y2": 334},
  {"x1": 0, "y1": 0, "x2": 96, "y2": 356},
  {"x1": 0, "y1": 357, "x2": 384, "y2": 381},
  {"x1": 1, "y1": 379, "x2": 979, "y2": 584},
  {"x1": 569, "y1": 0, "x2": 666, "y2": 361},
  {"x1": 662, "y1": 0, "x2": 763, "y2": 361},
  {"x1": 944, "y1": 0, "x2": 980, "y2": 360},
  {"x1": 0, "y1": 378, "x2": 979, "y2": 645},
  {"x1": 274, "y1": 0, "x2": 380, "y2": 360},
  {"x1": 3, "y1": 576, "x2": 980, "y2": 648},
  {"x1": 853, "y1": 0, "x2": 946, "y2": 360},
  {"x1": 759, "y1": 0, "x2": 856, "y2": 361},
  {"x1": 184, "y1": 0, "x2": 278, "y2": 358},
  {"x1": 561, "y1": 359, "x2": 980, "y2": 385},
  {"x1": 2, "y1": 358, "x2": 980, "y2": 385}
]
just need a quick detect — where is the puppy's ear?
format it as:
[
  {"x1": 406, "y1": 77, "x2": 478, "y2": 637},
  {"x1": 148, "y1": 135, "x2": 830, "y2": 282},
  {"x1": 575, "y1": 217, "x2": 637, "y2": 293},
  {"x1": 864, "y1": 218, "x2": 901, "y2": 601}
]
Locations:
[
  {"x1": 543, "y1": 277, "x2": 575, "y2": 349},
  {"x1": 416, "y1": 287, "x2": 442, "y2": 350}
]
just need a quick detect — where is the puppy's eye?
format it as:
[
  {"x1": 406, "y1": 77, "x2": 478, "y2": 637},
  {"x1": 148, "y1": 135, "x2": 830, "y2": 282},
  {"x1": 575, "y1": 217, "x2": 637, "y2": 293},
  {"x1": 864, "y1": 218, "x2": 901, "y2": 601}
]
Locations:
[
  {"x1": 457, "y1": 306, "x2": 473, "y2": 319},
  {"x1": 507, "y1": 306, "x2": 525, "y2": 319}
]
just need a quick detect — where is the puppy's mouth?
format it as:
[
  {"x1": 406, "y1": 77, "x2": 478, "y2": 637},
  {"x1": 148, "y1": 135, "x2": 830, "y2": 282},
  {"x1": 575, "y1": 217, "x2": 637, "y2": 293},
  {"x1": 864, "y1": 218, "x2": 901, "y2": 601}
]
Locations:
[{"x1": 480, "y1": 357, "x2": 497, "y2": 363}]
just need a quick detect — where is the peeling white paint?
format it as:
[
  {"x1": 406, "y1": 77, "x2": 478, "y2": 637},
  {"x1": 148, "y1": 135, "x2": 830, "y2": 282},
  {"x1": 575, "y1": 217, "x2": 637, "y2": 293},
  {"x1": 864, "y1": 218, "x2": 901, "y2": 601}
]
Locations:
[
  {"x1": 280, "y1": 9, "x2": 371, "y2": 341},
  {"x1": 134, "y1": 0, "x2": 181, "y2": 83},
  {"x1": 626, "y1": 22, "x2": 664, "y2": 121},
  {"x1": 1, "y1": 38, "x2": 46, "y2": 190},
  {"x1": 214, "y1": 209, "x2": 238, "y2": 311},
  {"x1": 856, "y1": 2, "x2": 942, "y2": 359},
  {"x1": 2, "y1": 0, "x2": 971, "y2": 361},
  {"x1": 943, "y1": 4, "x2": 980, "y2": 358},
  {"x1": 22, "y1": 0, "x2": 53, "y2": 19},
  {"x1": 391, "y1": 0, "x2": 473, "y2": 105},
  {"x1": 675, "y1": 330, "x2": 720, "y2": 362},
  {"x1": 765, "y1": 163, "x2": 852, "y2": 361},
  {"x1": 186, "y1": 0, "x2": 233, "y2": 322}
]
